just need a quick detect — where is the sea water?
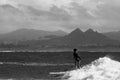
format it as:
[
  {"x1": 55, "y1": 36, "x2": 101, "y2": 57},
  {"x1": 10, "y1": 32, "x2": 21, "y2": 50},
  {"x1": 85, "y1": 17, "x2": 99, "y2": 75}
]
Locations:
[{"x1": 0, "y1": 52, "x2": 120, "y2": 80}]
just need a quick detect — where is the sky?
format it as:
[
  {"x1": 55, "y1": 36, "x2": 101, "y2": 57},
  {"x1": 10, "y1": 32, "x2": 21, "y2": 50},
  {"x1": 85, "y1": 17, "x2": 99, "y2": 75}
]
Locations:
[{"x1": 0, "y1": 0, "x2": 120, "y2": 33}]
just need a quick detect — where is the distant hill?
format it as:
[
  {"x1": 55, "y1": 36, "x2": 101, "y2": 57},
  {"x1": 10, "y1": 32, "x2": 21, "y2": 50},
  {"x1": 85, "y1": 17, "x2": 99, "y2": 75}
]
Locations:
[
  {"x1": 0, "y1": 28, "x2": 67, "y2": 42},
  {"x1": 1, "y1": 28, "x2": 120, "y2": 49},
  {"x1": 103, "y1": 31, "x2": 120, "y2": 41},
  {"x1": 41, "y1": 28, "x2": 120, "y2": 47}
]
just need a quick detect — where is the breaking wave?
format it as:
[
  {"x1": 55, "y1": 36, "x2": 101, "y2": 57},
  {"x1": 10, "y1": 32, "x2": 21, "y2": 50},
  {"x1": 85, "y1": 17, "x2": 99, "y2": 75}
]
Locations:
[{"x1": 62, "y1": 57, "x2": 120, "y2": 80}]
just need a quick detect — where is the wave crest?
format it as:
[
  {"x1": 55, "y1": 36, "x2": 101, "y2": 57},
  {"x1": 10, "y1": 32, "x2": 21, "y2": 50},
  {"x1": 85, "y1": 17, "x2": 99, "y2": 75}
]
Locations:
[{"x1": 62, "y1": 57, "x2": 120, "y2": 80}]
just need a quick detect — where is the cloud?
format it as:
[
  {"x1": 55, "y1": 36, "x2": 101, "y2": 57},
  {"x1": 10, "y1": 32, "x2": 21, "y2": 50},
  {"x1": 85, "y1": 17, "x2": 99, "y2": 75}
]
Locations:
[
  {"x1": 0, "y1": 0, "x2": 120, "y2": 33},
  {"x1": 0, "y1": 4, "x2": 73, "y2": 33}
]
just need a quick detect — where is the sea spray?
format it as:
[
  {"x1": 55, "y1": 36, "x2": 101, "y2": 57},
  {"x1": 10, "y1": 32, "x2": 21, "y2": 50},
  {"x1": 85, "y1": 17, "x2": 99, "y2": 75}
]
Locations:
[{"x1": 62, "y1": 57, "x2": 120, "y2": 80}]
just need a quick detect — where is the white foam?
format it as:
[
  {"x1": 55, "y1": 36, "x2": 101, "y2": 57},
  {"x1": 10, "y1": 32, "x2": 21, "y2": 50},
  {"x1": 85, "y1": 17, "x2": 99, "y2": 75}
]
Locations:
[
  {"x1": 62, "y1": 57, "x2": 120, "y2": 80},
  {"x1": 50, "y1": 72, "x2": 66, "y2": 75},
  {"x1": 0, "y1": 62, "x2": 73, "y2": 66}
]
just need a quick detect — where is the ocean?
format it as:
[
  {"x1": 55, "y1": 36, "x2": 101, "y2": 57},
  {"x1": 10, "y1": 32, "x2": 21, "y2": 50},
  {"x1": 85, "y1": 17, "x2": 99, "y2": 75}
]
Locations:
[{"x1": 0, "y1": 51, "x2": 120, "y2": 80}]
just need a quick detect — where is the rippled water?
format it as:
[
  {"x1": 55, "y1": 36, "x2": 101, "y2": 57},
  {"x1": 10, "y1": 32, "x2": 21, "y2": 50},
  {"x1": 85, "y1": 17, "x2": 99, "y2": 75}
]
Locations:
[
  {"x1": 0, "y1": 51, "x2": 120, "y2": 80},
  {"x1": 0, "y1": 62, "x2": 72, "y2": 80}
]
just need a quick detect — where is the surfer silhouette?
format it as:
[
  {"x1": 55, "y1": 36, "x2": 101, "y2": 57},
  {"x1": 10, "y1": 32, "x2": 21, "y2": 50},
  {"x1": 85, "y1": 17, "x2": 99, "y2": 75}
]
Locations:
[{"x1": 73, "y1": 48, "x2": 81, "y2": 68}]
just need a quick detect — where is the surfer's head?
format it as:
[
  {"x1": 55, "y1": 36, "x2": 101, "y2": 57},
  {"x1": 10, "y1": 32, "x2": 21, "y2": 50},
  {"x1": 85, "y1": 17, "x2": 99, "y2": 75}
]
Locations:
[{"x1": 73, "y1": 48, "x2": 77, "y2": 52}]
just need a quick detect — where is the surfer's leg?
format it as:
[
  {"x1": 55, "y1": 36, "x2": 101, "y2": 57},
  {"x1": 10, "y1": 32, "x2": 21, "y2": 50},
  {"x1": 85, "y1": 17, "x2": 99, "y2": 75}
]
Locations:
[
  {"x1": 75, "y1": 61, "x2": 78, "y2": 68},
  {"x1": 75, "y1": 61, "x2": 77, "y2": 68},
  {"x1": 76, "y1": 61, "x2": 81, "y2": 69},
  {"x1": 78, "y1": 61, "x2": 81, "y2": 68},
  {"x1": 77, "y1": 61, "x2": 80, "y2": 68}
]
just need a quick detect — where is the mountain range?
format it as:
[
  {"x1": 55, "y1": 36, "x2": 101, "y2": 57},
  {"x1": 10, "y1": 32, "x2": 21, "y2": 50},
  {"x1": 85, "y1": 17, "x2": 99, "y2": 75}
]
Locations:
[
  {"x1": 0, "y1": 28, "x2": 67, "y2": 42},
  {"x1": 103, "y1": 31, "x2": 120, "y2": 41},
  {"x1": 0, "y1": 28, "x2": 120, "y2": 48},
  {"x1": 33, "y1": 28, "x2": 120, "y2": 47}
]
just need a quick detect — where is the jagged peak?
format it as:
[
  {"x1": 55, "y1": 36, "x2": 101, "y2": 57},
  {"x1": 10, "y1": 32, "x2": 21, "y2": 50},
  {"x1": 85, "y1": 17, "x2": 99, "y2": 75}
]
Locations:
[
  {"x1": 66, "y1": 28, "x2": 84, "y2": 37},
  {"x1": 71, "y1": 28, "x2": 83, "y2": 34},
  {"x1": 85, "y1": 28, "x2": 95, "y2": 33}
]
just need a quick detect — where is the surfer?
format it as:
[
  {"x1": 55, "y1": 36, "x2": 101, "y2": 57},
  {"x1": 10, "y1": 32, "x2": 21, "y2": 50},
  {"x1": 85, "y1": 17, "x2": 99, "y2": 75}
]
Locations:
[{"x1": 73, "y1": 48, "x2": 81, "y2": 68}]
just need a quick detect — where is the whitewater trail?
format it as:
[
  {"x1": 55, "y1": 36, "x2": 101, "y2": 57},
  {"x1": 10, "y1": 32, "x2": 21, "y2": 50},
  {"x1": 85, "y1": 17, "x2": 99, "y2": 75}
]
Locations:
[{"x1": 61, "y1": 57, "x2": 120, "y2": 80}]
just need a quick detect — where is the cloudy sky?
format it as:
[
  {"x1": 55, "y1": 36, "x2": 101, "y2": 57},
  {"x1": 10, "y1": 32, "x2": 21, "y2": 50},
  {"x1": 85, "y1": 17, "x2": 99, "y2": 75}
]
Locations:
[{"x1": 0, "y1": 0, "x2": 120, "y2": 33}]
